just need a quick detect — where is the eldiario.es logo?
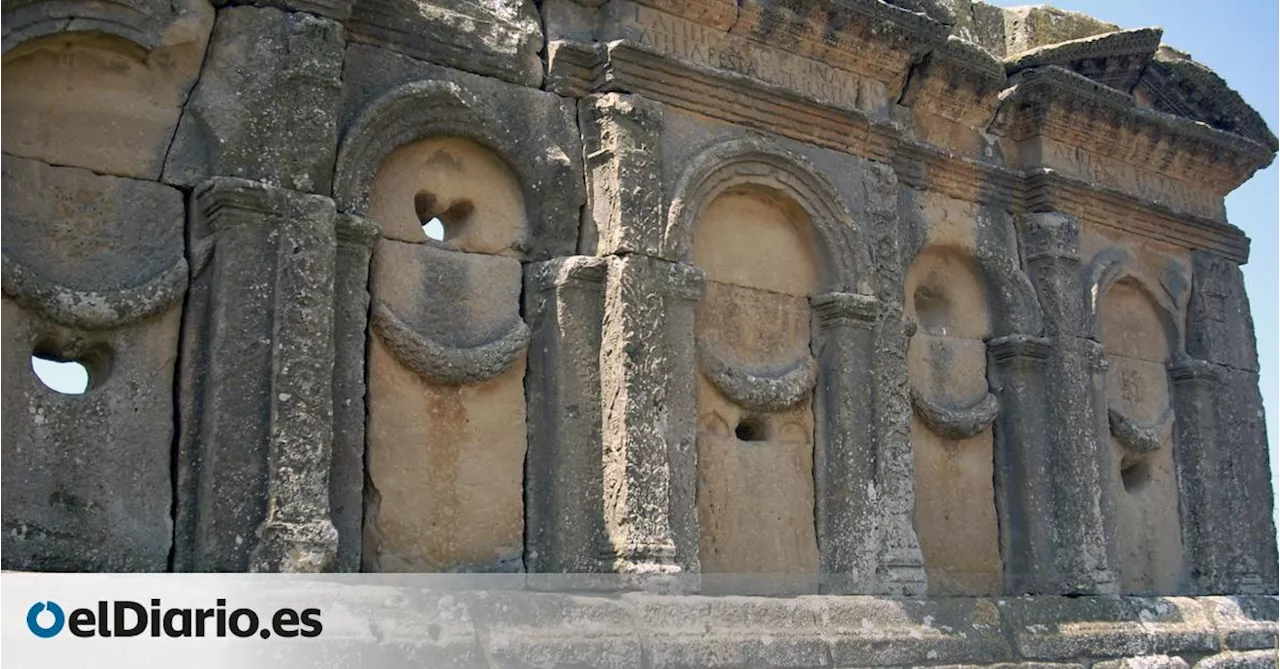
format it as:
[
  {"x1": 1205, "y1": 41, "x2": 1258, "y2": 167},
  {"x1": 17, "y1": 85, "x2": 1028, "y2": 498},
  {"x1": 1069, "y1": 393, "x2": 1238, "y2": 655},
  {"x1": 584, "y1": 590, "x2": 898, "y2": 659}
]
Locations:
[{"x1": 26, "y1": 599, "x2": 322, "y2": 639}]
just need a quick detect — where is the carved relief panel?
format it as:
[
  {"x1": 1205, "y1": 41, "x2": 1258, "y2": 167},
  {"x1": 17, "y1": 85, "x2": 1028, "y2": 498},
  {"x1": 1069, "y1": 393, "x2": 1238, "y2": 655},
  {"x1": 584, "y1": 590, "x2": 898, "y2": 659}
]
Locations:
[
  {"x1": 906, "y1": 246, "x2": 1001, "y2": 596},
  {"x1": 362, "y1": 137, "x2": 530, "y2": 572},
  {"x1": 1086, "y1": 238, "x2": 1188, "y2": 594},
  {"x1": 693, "y1": 186, "x2": 821, "y2": 583}
]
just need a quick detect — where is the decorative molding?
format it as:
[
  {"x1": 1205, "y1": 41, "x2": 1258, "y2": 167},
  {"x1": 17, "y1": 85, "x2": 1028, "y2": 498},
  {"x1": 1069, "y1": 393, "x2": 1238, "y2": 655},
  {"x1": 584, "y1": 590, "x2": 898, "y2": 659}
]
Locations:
[
  {"x1": 370, "y1": 301, "x2": 529, "y2": 386},
  {"x1": 1, "y1": 252, "x2": 188, "y2": 330},
  {"x1": 1138, "y1": 46, "x2": 1279, "y2": 153},
  {"x1": 988, "y1": 334, "x2": 1055, "y2": 367},
  {"x1": 812, "y1": 292, "x2": 881, "y2": 329},
  {"x1": 910, "y1": 387, "x2": 1000, "y2": 440},
  {"x1": 696, "y1": 340, "x2": 817, "y2": 412},
  {"x1": 992, "y1": 65, "x2": 1272, "y2": 196}
]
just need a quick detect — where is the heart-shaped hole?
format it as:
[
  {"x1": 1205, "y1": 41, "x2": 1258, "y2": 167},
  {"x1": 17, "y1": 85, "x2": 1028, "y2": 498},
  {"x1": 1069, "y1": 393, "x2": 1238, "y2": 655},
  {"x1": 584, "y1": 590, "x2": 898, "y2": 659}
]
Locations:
[{"x1": 414, "y1": 192, "x2": 475, "y2": 243}]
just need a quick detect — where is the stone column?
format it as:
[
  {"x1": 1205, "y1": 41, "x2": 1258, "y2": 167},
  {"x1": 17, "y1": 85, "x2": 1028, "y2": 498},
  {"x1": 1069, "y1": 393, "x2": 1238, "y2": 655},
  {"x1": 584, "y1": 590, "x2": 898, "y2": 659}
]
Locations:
[
  {"x1": 330, "y1": 214, "x2": 379, "y2": 572},
  {"x1": 1182, "y1": 251, "x2": 1277, "y2": 594},
  {"x1": 810, "y1": 292, "x2": 910, "y2": 594},
  {"x1": 524, "y1": 256, "x2": 609, "y2": 574},
  {"x1": 1168, "y1": 358, "x2": 1226, "y2": 593},
  {"x1": 991, "y1": 211, "x2": 1118, "y2": 594},
  {"x1": 176, "y1": 177, "x2": 339, "y2": 572},
  {"x1": 599, "y1": 255, "x2": 704, "y2": 577}
]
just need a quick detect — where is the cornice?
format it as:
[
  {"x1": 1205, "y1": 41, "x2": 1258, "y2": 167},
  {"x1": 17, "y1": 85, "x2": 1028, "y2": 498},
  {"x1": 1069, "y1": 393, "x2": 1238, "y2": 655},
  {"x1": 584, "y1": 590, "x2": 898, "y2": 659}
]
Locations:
[
  {"x1": 545, "y1": 6, "x2": 1259, "y2": 266},
  {"x1": 1004, "y1": 28, "x2": 1163, "y2": 93},
  {"x1": 991, "y1": 65, "x2": 1273, "y2": 197}
]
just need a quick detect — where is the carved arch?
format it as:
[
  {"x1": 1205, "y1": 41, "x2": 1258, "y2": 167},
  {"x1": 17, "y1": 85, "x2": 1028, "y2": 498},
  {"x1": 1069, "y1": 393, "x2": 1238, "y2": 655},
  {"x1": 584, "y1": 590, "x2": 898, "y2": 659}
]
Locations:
[
  {"x1": 901, "y1": 236, "x2": 1042, "y2": 339},
  {"x1": 1, "y1": 0, "x2": 209, "y2": 54},
  {"x1": 1084, "y1": 248, "x2": 1186, "y2": 361},
  {"x1": 332, "y1": 80, "x2": 581, "y2": 259},
  {"x1": 668, "y1": 138, "x2": 875, "y2": 295}
]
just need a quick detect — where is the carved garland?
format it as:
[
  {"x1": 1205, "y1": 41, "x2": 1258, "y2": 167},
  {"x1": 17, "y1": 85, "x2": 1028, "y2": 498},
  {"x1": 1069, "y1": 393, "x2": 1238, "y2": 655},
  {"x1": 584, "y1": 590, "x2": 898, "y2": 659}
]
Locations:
[
  {"x1": 909, "y1": 386, "x2": 1000, "y2": 440},
  {"x1": 1, "y1": 252, "x2": 189, "y2": 330},
  {"x1": 370, "y1": 301, "x2": 529, "y2": 386},
  {"x1": 696, "y1": 339, "x2": 818, "y2": 412},
  {"x1": 1108, "y1": 405, "x2": 1174, "y2": 459}
]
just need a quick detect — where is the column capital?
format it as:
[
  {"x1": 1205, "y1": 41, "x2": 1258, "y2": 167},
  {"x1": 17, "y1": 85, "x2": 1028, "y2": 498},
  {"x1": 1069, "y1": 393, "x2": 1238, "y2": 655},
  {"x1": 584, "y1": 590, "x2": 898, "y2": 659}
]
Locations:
[{"x1": 812, "y1": 292, "x2": 880, "y2": 328}]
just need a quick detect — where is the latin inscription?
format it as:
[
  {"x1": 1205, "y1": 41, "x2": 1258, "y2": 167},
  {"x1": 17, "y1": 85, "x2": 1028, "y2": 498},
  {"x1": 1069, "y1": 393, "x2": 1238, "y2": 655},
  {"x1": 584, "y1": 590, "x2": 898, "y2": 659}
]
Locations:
[
  {"x1": 626, "y1": 5, "x2": 869, "y2": 113},
  {"x1": 1040, "y1": 140, "x2": 1223, "y2": 221}
]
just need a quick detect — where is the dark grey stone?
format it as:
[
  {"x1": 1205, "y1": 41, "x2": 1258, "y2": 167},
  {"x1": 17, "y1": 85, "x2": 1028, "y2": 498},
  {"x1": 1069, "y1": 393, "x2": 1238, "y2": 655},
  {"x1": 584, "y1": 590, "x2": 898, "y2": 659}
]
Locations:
[
  {"x1": 1, "y1": 157, "x2": 186, "y2": 572},
  {"x1": 175, "y1": 177, "x2": 339, "y2": 572},
  {"x1": 163, "y1": 6, "x2": 345, "y2": 195}
]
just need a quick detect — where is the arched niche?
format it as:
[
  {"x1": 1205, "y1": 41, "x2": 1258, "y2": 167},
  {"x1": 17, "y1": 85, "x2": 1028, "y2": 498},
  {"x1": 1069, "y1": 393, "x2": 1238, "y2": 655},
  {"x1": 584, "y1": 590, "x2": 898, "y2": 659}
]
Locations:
[
  {"x1": 362, "y1": 136, "x2": 530, "y2": 573},
  {"x1": 693, "y1": 183, "x2": 822, "y2": 589},
  {"x1": 1098, "y1": 272, "x2": 1184, "y2": 594},
  {"x1": 1, "y1": 19, "x2": 211, "y2": 179},
  {"x1": 905, "y1": 245, "x2": 1002, "y2": 596},
  {"x1": 332, "y1": 79, "x2": 583, "y2": 259}
]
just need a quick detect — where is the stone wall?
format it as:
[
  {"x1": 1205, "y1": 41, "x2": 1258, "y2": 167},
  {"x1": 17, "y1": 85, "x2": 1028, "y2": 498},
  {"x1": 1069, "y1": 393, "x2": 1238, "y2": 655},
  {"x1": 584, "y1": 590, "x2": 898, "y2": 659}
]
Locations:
[{"x1": 1, "y1": 0, "x2": 1276, "y2": 663}]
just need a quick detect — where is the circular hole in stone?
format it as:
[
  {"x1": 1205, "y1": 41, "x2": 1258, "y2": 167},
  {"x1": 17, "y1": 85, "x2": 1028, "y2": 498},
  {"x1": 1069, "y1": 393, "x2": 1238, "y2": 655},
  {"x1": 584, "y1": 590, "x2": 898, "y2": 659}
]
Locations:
[
  {"x1": 31, "y1": 337, "x2": 111, "y2": 395},
  {"x1": 31, "y1": 354, "x2": 90, "y2": 395},
  {"x1": 734, "y1": 415, "x2": 768, "y2": 442},
  {"x1": 1121, "y1": 457, "x2": 1151, "y2": 494}
]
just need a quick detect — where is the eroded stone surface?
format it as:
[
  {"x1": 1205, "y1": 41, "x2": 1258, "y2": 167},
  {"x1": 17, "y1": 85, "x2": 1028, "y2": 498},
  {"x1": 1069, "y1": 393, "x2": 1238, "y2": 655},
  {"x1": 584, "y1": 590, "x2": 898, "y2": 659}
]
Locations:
[
  {"x1": 2, "y1": 14, "x2": 212, "y2": 180},
  {"x1": 1, "y1": 157, "x2": 185, "y2": 571}
]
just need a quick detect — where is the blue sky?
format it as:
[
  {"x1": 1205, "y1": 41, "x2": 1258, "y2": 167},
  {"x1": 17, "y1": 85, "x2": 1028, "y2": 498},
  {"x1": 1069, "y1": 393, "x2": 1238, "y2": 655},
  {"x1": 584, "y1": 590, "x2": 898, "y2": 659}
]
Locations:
[{"x1": 988, "y1": 0, "x2": 1280, "y2": 533}]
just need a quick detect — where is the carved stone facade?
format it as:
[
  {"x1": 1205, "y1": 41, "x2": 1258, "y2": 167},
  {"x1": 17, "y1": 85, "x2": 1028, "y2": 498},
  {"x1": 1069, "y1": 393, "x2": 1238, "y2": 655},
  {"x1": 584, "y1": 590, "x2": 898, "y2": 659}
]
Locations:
[{"x1": 2, "y1": 0, "x2": 1276, "y2": 665}]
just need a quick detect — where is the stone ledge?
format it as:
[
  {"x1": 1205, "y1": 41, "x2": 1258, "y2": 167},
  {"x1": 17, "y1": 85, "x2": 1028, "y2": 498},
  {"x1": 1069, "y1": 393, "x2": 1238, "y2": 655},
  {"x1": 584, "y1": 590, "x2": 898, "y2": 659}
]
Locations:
[{"x1": 197, "y1": 580, "x2": 1279, "y2": 668}]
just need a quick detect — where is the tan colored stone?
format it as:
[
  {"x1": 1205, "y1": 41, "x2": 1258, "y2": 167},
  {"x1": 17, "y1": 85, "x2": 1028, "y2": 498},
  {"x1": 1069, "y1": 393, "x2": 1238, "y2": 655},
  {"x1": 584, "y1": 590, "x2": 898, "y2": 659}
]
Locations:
[
  {"x1": 368, "y1": 137, "x2": 527, "y2": 255},
  {"x1": 692, "y1": 188, "x2": 818, "y2": 296},
  {"x1": 1, "y1": 24, "x2": 212, "y2": 180},
  {"x1": 1101, "y1": 279, "x2": 1185, "y2": 594},
  {"x1": 692, "y1": 186, "x2": 820, "y2": 585},
  {"x1": 697, "y1": 376, "x2": 819, "y2": 581},
  {"x1": 365, "y1": 338, "x2": 526, "y2": 572},
  {"x1": 906, "y1": 246, "x2": 1001, "y2": 596}
]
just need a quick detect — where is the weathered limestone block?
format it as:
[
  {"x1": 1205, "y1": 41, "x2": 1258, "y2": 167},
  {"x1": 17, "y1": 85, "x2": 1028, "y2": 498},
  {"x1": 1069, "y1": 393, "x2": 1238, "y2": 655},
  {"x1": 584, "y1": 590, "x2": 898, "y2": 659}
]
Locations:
[
  {"x1": 364, "y1": 240, "x2": 528, "y2": 572},
  {"x1": 335, "y1": 43, "x2": 584, "y2": 259},
  {"x1": 1, "y1": 0, "x2": 213, "y2": 180},
  {"x1": 330, "y1": 214, "x2": 379, "y2": 572},
  {"x1": 1001, "y1": 5, "x2": 1119, "y2": 56},
  {"x1": 1094, "y1": 656, "x2": 1189, "y2": 669},
  {"x1": 1000, "y1": 596, "x2": 1217, "y2": 660},
  {"x1": 1193, "y1": 651, "x2": 1279, "y2": 669},
  {"x1": 1, "y1": 155, "x2": 186, "y2": 571},
  {"x1": 1201, "y1": 596, "x2": 1279, "y2": 651},
  {"x1": 163, "y1": 6, "x2": 345, "y2": 194},
  {"x1": 176, "y1": 177, "x2": 338, "y2": 572},
  {"x1": 347, "y1": 0, "x2": 543, "y2": 88},
  {"x1": 524, "y1": 257, "x2": 609, "y2": 574},
  {"x1": 580, "y1": 93, "x2": 668, "y2": 258},
  {"x1": 600, "y1": 254, "x2": 704, "y2": 576}
]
